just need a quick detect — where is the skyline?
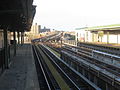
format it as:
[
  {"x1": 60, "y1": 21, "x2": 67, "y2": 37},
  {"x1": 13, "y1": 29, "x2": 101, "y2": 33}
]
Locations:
[{"x1": 33, "y1": 0, "x2": 120, "y2": 31}]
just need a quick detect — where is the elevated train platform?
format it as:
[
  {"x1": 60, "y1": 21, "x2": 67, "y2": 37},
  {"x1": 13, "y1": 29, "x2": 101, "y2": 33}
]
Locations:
[
  {"x1": 0, "y1": 0, "x2": 36, "y2": 73},
  {"x1": 79, "y1": 42, "x2": 120, "y2": 48},
  {"x1": 0, "y1": 0, "x2": 38, "y2": 89},
  {"x1": 64, "y1": 40, "x2": 120, "y2": 48},
  {"x1": 0, "y1": 44, "x2": 39, "y2": 90}
]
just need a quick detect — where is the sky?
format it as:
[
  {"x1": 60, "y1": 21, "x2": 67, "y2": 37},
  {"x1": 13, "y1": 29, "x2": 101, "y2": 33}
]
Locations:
[{"x1": 33, "y1": 0, "x2": 120, "y2": 31}]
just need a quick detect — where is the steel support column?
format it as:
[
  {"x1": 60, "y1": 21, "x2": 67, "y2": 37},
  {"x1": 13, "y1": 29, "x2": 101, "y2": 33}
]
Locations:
[
  {"x1": 23, "y1": 32, "x2": 24, "y2": 44},
  {"x1": 117, "y1": 34, "x2": 118, "y2": 44},
  {"x1": 92, "y1": 33, "x2": 94, "y2": 42},
  {"x1": 76, "y1": 65, "x2": 79, "y2": 71},
  {"x1": 21, "y1": 32, "x2": 24, "y2": 45},
  {"x1": 107, "y1": 32, "x2": 109, "y2": 44},
  {"x1": 21, "y1": 32, "x2": 22, "y2": 44},
  {"x1": 17, "y1": 31, "x2": 20, "y2": 44},
  {"x1": 94, "y1": 76, "x2": 98, "y2": 85},
  {"x1": 21, "y1": 32, "x2": 23, "y2": 45},
  {"x1": 61, "y1": 38, "x2": 62, "y2": 47},
  {"x1": 106, "y1": 83, "x2": 109, "y2": 90},
  {"x1": 3, "y1": 29, "x2": 8, "y2": 68},
  {"x1": 13, "y1": 30, "x2": 16, "y2": 56}
]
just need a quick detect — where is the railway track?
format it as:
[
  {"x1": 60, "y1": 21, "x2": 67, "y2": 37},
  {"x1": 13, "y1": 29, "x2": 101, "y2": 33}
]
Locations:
[
  {"x1": 32, "y1": 45, "x2": 60, "y2": 90},
  {"x1": 46, "y1": 45, "x2": 61, "y2": 54},
  {"x1": 48, "y1": 44, "x2": 119, "y2": 73},
  {"x1": 62, "y1": 46, "x2": 120, "y2": 77},
  {"x1": 47, "y1": 43, "x2": 120, "y2": 77},
  {"x1": 35, "y1": 42, "x2": 120, "y2": 89},
  {"x1": 39, "y1": 44, "x2": 101, "y2": 90},
  {"x1": 77, "y1": 42, "x2": 120, "y2": 56},
  {"x1": 38, "y1": 45, "x2": 81, "y2": 90}
]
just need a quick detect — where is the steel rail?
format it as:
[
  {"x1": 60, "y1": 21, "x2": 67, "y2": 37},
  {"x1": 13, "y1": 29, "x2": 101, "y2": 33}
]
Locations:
[
  {"x1": 38, "y1": 45, "x2": 80, "y2": 90},
  {"x1": 40, "y1": 44, "x2": 101, "y2": 90},
  {"x1": 33, "y1": 45, "x2": 52, "y2": 90}
]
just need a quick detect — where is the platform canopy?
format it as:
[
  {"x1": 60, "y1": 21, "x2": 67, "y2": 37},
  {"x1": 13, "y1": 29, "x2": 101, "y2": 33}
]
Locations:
[
  {"x1": 0, "y1": 0, "x2": 36, "y2": 32},
  {"x1": 76, "y1": 24, "x2": 120, "y2": 34},
  {"x1": 86, "y1": 24, "x2": 120, "y2": 32}
]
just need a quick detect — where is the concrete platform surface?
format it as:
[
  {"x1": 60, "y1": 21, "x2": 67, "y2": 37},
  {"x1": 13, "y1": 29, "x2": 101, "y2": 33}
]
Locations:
[
  {"x1": 84, "y1": 42, "x2": 120, "y2": 48},
  {"x1": 0, "y1": 44, "x2": 39, "y2": 90}
]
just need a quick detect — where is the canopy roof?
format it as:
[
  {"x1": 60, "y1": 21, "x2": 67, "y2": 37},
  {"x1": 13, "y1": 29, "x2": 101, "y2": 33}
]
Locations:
[
  {"x1": 0, "y1": 0, "x2": 36, "y2": 32},
  {"x1": 76, "y1": 24, "x2": 120, "y2": 32},
  {"x1": 87, "y1": 24, "x2": 120, "y2": 31}
]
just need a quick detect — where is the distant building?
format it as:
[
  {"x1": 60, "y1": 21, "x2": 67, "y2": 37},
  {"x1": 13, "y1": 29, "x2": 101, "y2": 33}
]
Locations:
[
  {"x1": 75, "y1": 27, "x2": 90, "y2": 42},
  {"x1": 25, "y1": 23, "x2": 40, "y2": 42},
  {"x1": 40, "y1": 27, "x2": 50, "y2": 33},
  {"x1": 75, "y1": 24, "x2": 120, "y2": 44},
  {"x1": 38, "y1": 25, "x2": 41, "y2": 33},
  {"x1": 30, "y1": 23, "x2": 39, "y2": 34}
]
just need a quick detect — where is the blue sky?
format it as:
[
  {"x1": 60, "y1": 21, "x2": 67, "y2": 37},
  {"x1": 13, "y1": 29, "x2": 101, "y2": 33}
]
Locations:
[{"x1": 33, "y1": 0, "x2": 120, "y2": 31}]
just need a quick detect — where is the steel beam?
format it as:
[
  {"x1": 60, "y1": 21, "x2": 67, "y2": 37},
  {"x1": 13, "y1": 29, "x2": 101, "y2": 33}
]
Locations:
[
  {"x1": 107, "y1": 32, "x2": 109, "y2": 44},
  {"x1": 3, "y1": 29, "x2": 8, "y2": 68},
  {"x1": 21, "y1": 32, "x2": 23, "y2": 45},
  {"x1": 21, "y1": 32, "x2": 24, "y2": 45},
  {"x1": 17, "y1": 31, "x2": 20, "y2": 44},
  {"x1": 13, "y1": 30, "x2": 16, "y2": 56}
]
